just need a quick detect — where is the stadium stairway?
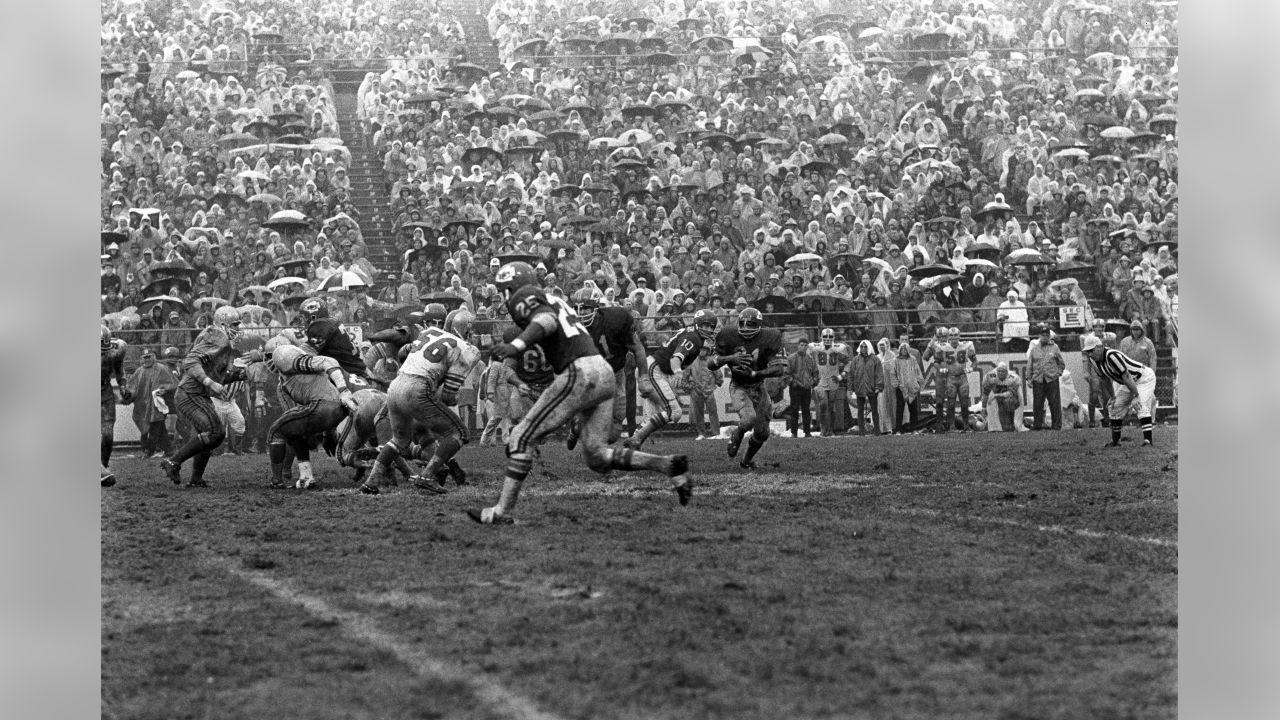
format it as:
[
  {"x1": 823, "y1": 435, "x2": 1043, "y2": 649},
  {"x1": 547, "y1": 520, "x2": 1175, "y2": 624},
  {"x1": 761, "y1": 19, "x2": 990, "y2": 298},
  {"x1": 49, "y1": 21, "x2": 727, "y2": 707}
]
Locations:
[
  {"x1": 443, "y1": 0, "x2": 500, "y2": 69},
  {"x1": 331, "y1": 87, "x2": 402, "y2": 278}
]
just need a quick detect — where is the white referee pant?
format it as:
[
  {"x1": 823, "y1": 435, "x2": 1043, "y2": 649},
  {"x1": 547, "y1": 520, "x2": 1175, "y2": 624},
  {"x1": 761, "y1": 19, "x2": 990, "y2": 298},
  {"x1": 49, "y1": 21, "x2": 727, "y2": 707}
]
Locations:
[{"x1": 1108, "y1": 367, "x2": 1157, "y2": 420}]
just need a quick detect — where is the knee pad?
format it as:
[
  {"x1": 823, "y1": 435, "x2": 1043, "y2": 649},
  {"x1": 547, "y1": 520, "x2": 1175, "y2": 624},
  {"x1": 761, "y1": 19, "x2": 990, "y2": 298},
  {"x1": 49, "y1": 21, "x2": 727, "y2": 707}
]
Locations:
[
  {"x1": 505, "y1": 450, "x2": 535, "y2": 477},
  {"x1": 585, "y1": 446, "x2": 613, "y2": 473}
]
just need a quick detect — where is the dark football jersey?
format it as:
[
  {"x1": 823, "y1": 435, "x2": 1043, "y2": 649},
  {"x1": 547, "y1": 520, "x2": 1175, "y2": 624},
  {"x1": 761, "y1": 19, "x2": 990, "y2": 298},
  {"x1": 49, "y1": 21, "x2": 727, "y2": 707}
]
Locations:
[
  {"x1": 715, "y1": 326, "x2": 784, "y2": 386},
  {"x1": 650, "y1": 328, "x2": 705, "y2": 375},
  {"x1": 307, "y1": 318, "x2": 369, "y2": 378},
  {"x1": 508, "y1": 344, "x2": 556, "y2": 388},
  {"x1": 505, "y1": 285, "x2": 598, "y2": 372},
  {"x1": 101, "y1": 339, "x2": 127, "y2": 390},
  {"x1": 586, "y1": 306, "x2": 637, "y2": 372},
  {"x1": 178, "y1": 326, "x2": 241, "y2": 395}
]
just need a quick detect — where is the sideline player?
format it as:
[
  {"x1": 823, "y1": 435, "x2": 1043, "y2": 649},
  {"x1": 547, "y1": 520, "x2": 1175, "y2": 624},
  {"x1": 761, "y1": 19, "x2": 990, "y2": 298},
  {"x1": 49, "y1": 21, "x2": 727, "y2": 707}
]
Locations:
[
  {"x1": 626, "y1": 309, "x2": 717, "y2": 449},
  {"x1": 708, "y1": 307, "x2": 786, "y2": 469},
  {"x1": 359, "y1": 309, "x2": 481, "y2": 495},
  {"x1": 810, "y1": 328, "x2": 850, "y2": 436},
  {"x1": 467, "y1": 261, "x2": 692, "y2": 525},
  {"x1": 160, "y1": 306, "x2": 250, "y2": 487},
  {"x1": 264, "y1": 338, "x2": 361, "y2": 489},
  {"x1": 927, "y1": 327, "x2": 976, "y2": 432},
  {"x1": 101, "y1": 325, "x2": 132, "y2": 487},
  {"x1": 574, "y1": 289, "x2": 649, "y2": 445},
  {"x1": 1080, "y1": 334, "x2": 1158, "y2": 447}
]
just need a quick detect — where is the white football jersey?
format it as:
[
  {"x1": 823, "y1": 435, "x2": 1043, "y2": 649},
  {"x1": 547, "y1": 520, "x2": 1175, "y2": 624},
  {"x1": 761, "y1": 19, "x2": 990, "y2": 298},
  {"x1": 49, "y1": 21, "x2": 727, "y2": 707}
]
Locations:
[
  {"x1": 399, "y1": 327, "x2": 482, "y2": 386},
  {"x1": 810, "y1": 342, "x2": 850, "y2": 388}
]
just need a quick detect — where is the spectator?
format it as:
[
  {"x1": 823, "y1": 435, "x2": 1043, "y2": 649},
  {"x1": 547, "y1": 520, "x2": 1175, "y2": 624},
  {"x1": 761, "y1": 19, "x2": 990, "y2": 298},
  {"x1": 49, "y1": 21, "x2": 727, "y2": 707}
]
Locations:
[
  {"x1": 996, "y1": 289, "x2": 1030, "y2": 350},
  {"x1": 1026, "y1": 324, "x2": 1067, "y2": 431},
  {"x1": 887, "y1": 341, "x2": 924, "y2": 434},
  {"x1": 785, "y1": 341, "x2": 818, "y2": 438},
  {"x1": 1119, "y1": 320, "x2": 1158, "y2": 369},
  {"x1": 127, "y1": 349, "x2": 176, "y2": 458},
  {"x1": 982, "y1": 362, "x2": 1026, "y2": 433},
  {"x1": 848, "y1": 340, "x2": 885, "y2": 437}
]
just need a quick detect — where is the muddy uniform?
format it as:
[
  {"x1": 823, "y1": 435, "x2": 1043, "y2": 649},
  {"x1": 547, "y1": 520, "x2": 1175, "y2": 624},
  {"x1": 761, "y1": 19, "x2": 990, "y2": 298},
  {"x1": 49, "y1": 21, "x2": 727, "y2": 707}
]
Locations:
[
  {"x1": 809, "y1": 341, "x2": 850, "y2": 434},
  {"x1": 643, "y1": 328, "x2": 705, "y2": 428},
  {"x1": 716, "y1": 325, "x2": 786, "y2": 439},
  {"x1": 587, "y1": 307, "x2": 640, "y2": 436}
]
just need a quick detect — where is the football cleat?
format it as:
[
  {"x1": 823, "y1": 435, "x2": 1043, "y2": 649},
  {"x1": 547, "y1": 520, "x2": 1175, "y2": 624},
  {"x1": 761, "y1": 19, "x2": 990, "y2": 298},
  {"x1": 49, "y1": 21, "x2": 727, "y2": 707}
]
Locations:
[
  {"x1": 740, "y1": 459, "x2": 758, "y2": 470},
  {"x1": 300, "y1": 479, "x2": 320, "y2": 490},
  {"x1": 668, "y1": 455, "x2": 692, "y2": 506},
  {"x1": 100, "y1": 469, "x2": 116, "y2": 488},
  {"x1": 358, "y1": 482, "x2": 381, "y2": 495},
  {"x1": 727, "y1": 428, "x2": 744, "y2": 458},
  {"x1": 159, "y1": 458, "x2": 182, "y2": 485},
  {"x1": 566, "y1": 417, "x2": 582, "y2": 450},
  {"x1": 187, "y1": 478, "x2": 209, "y2": 488},
  {"x1": 1104, "y1": 440, "x2": 1121, "y2": 448},
  {"x1": 1142, "y1": 439, "x2": 1153, "y2": 447},
  {"x1": 411, "y1": 474, "x2": 448, "y2": 494},
  {"x1": 466, "y1": 507, "x2": 514, "y2": 525}
]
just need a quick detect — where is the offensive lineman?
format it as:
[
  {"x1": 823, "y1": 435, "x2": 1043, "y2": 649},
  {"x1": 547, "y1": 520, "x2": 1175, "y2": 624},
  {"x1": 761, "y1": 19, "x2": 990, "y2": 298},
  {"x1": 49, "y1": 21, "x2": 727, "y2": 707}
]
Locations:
[
  {"x1": 469, "y1": 261, "x2": 692, "y2": 525},
  {"x1": 160, "y1": 306, "x2": 250, "y2": 487},
  {"x1": 264, "y1": 337, "x2": 361, "y2": 489},
  {"x1": 101, "y1": 325, "x2": 132, "y2": 487},
  {"x1": 575, "y1": 289, "x2": 650, "y2": 445},
  {"x1": 810, "y1": 328, "x2": 850, "y2": 436},
  {"x1": 708, "y1": 307, "x2": 786, "y2": 469},
  {"x1": 358, "y1": 308, "x2": 481, "y2": 495},
  {"x1": 626, "y1": 309, "x2": 718, "y2": 449},
  {"x1": 1080, "y1": 334, "x2": 1158, "y2": 447}
]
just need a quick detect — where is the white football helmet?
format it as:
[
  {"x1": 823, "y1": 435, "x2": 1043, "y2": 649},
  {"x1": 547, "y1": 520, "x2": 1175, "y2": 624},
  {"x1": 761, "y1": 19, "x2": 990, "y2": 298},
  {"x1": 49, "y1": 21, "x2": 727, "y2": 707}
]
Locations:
[
  {"x1": 214, "y1": 305, "x2": 242, "y2": 342},
  {"x1": 821, "y1": 328, "x2": 835, "y2": 348}
]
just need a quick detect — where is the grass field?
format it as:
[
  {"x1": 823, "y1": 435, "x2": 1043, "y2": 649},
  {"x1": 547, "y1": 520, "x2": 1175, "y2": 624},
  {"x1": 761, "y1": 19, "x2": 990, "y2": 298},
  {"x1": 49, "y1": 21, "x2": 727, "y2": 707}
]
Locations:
[{"x1": 102, "y1": 426, "x2": 1177, "y2": 720}]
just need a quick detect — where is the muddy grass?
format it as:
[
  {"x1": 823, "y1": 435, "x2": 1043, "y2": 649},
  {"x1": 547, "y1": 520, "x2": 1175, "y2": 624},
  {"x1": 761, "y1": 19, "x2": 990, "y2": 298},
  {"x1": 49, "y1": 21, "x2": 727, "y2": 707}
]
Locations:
[{"x1": 103, "y1": 427, "x2": 1177, "y2": 720}]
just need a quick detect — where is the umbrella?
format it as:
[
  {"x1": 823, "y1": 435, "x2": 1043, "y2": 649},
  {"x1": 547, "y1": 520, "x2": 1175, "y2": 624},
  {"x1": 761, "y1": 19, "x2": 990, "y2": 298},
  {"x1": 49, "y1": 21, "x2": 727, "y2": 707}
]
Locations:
[
  {"x1": 639, "y1": 37, "x2": 668, "y2": 51},
  {"x1": 793, "y1": 292, "x2": 851, "y2": 311},
  {"x1": 1149, "y1": 114, "x2": 1177, "y2": 131},
  {"x1": 1100, "y1": 126, "x2": 1135, "y2": 139},
  {"x1": 176, "y1": 69, "x2": 200, "y2": 81},
  {"x1": 549, "y1": 184, "x2": 582, "y2": 198},
  {"x1": 217, "y1": 132, "x2": 260, "y2": 148},
  {"x1": 281, "y1": 295, "x2": 308, "y2": 309},
  {"x1": 733, "y1": 46, "x2": 773, "y2": 65},
  {"x1": 138, "y1": 295, "x2": 187, "y2": 314},
  {"x1": 1004, "y1": 248, "x2": 1052, "y2": 265},
  {"x1": 622, "y1": 104, "x2": 659, "y2": 120},
  {"x1": 273, "y1": 133, "x2": 310, "y2": 145},
  {"x1": 905, "y1": 61, "x2": 945, "y2": 83},
  {"x1": 193, "y1": 296, "x2": 229, "y2": 308},
  {"x1": 237, "y1": 170, "x2": 270, "y2": 182},
  {"x1": 1090, "y1": 155, "x2": 1123, "y2": 165},
  {"x1": 611, "y1": 159, "x2": 649, "y2": 173},
  {"x1": 320, "y1": 271, "x2": 368, "y2": 292},
  {"x1": 512, "y1": 38, "x2": 548, "y2": 56},
  {"x1": 973, "y1": 201, "x2": 1013, "y2": 223},
  {"x1": 1047, "y1": 277, "x2": 1081, "y2": 292},
  {"x1": 907, "y1": 263, "x2": 963, "y2": 279},
  {"x1": 964, "y1": 242, "x2": 1002, "y2": 259},
  {"x1": 923, "y1": 216, "x2": 959, "y2": 226},
  {"x1": 1085, "y1": 51, "x2": 1115, "y2": 65},
  {"x1": 399, "y1": 220, "x2": 439, "y2": 233},
  {"x1": 917, "y1": 274, "x2": 964, "y2": 290},
  {"x1": 1075, "y1": 88, "x2": 1105, "y2": 100},
  {"x1": 101, "y1": 230, "x2": 129, "y2": 245},
  {"x1": 208, "y1": 192, "x2": 247, "y2": 209},
  {"x1": 1051, "y1": 260, "x2": 1096, "y2": 273},
  {"x1": 816, "y1": 133, "x2": 849, "y2": 146},
  {"x1": 1052, "y1": 147, "x2": 1091, "y2": 160},
  {"x1": 442, "y1": 219, "x2": 483, "y2": 234},
  {"x1": 274, "y1": 258, "x2": 310, "y2": 273},
  {"x1": 561, "y1": 214, "x2": 596, "y2": 226},
  {"x1": 802, "y1": 160, "x2": 837, "y2": 174},
  {"x1": 863, "y1": 257, "x2": 893, "y2": 274},
  {"x1": 618, "y1": 128, "x2": 654, "y2": 144},
  {"x1": 507, "y1": 128, "x2": 546, "y2": 144},
  {"x1": 142, "y1": 277, "x2": 191, "y2": 297},
  {"x1": 963, "y1": 258, "x2": 999, "y2": 270},
  {"x1": 248, "y1": 193, "x2": 282, "y2": 205},
  {"x1": 828, "y1": 252, "x2": 864, "y2": 269},
  {"x1": 594, "y1": 36, "x2": 638, "y2": 54},
  {"x1": 450, "y1": 63, "x2": 488, "y2": 79},
  {"x1": 858, "y1": 26, "x2": 884, "y2": 39},
  {"x1": 622, "y1": 17, "x2": 656, "y2": 30},
  {"x1": 750, "y1": 296, "x2": 795, "y2": 314},
  {"x1": 526, "y1": 109, "x2": 563, "y2": 123},
  {"x1": 262, "y1": 209, "x2": 310, "y2": 230},
  {"x1": 418, "y1": 293, "x2": 467, "y2": 311},
  {"x1": 461, "y1": 146, "x2": 505, "y2": 166},
  {"x1": 676, "y1": 18, "x2": 703, "y2": 31},
  {"x1": 655, "y1": 98, "x2": 693, "y2": 112},
  {"x1": 645, "y1": 52, "x2": 679, "y2": 66},
  {"x1": 238, "y1": 285, "x2": 276, "y2": 299},
  {"x1": 784, "y1": 253, "x2": 823, "y2": 267},
  {"x1": 697, "y1": 131, "x2": 736, "y2": 148},
  {"x1": 590, "y1": 136, "x2": 623, "y2": 150},
  {"x1": 690, "y1": 34, "x2": 733, "y2": 51},
  {"x1": 547, "y1": 129, "x2": 587, "y2": 143},
  {"x1": 1142, "y1": 239, "x2": 1178, "y2": 253},
  {"x1": 495, "y1": 253, "x2": 542, "y2": 266},
  {"x1": 267, "y1": 276, "x2": 307, "y2": 291}
]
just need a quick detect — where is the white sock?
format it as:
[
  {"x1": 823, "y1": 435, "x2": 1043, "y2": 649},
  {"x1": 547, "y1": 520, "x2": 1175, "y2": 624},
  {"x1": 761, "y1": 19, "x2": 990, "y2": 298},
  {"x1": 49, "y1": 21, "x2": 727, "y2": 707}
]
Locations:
[{"x1": 297, "y1": 461, "x2": 313, "y2": 481}]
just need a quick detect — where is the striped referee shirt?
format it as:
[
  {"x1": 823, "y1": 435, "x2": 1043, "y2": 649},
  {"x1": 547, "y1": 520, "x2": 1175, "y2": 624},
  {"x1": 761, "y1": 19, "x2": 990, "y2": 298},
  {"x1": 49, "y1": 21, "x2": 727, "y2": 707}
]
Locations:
[{"x1": 1094, "y1": 348, "x2": 1150, "y2": 384}]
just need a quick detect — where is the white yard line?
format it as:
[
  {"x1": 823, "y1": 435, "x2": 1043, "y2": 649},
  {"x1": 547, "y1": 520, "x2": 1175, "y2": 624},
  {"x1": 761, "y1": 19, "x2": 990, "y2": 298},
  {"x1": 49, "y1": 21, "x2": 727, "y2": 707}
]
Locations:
[
  {"x1": 166, "y1": 530, "x2": 568, "y2": 720},
  {"x1": 889, "y1": 507, "x2": 1176, "y2": 548}
]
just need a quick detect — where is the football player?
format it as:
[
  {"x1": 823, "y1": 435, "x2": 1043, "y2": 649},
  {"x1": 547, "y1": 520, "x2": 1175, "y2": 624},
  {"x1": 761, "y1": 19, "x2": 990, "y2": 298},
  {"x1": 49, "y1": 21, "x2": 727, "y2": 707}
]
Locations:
[
  {"x1": 1080, "y1": 334, "x2": 1158, "y2": 447},
  {"x1": 626, "y1": 308, "x2": 717, "y2": 449},
  {"x1": 468, "y1": 261, "x2": 692, "y2": 525},
  {"x1": 101, "y1": 324, "x2": 132, "y2": 487},
  {"x1": 362, "y1": 324, "x2": 416, "y2": 390},
  {"x1": 708, "y1": 307, "x2": 786, "y2": 469},
  {"x1": 575, "y1": 289, "x2": 649, "y2": 445},
  {"x1": 299, "y1": 297, "x2": 372, "y2": 383},
  {"x1": 809, "y1": 328, "x2": 850, "y2": 436},
  {"x1": 927, "y1": 327, "x2": 976, "y2": 433},
  {"x1": 335, "y1": 387, "x2": 428, "y2": 485},
  {"x1": 264, "y1": 338, "x2": 361, "y2": 489},
  {"x1": 359, "y1": 308, "x2": 481, "y2": 495},
  {"x1": 159, "y1": 306, "x2": 250, "y2": 487}
]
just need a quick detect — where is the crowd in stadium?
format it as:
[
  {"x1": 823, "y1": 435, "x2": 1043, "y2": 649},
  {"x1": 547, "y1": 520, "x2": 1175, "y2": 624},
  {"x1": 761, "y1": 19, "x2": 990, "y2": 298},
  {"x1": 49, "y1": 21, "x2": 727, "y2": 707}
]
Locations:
[{"x1": 100, "y1": 0, "x2": 1179, "y2": 466}]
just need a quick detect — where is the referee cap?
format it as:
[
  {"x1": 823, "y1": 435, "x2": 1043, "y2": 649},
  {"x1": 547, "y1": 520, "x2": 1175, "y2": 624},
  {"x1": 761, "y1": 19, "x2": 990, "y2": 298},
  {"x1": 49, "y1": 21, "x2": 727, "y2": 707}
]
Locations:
[{"x1": 1080, "y1": 334, "x2": 1103, "y2": 352}]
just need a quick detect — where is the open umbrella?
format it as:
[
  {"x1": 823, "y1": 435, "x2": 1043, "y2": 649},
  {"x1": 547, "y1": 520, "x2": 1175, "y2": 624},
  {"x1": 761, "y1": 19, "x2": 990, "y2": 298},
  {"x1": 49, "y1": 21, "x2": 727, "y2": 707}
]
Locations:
[
  {"x1": 964, "y1": 242, "x2": 1002, "y2": 259},
  {"x1": 1100, "y1": 126, "x2": 1135, "y2": 139},
  {"x1": 248, "y1": 193, "x2": 282, "y2": 205},
  {"x1": 238, "y1": 285, "x2": 276, "y2": 299},
  {"x1": 1090, "y1": 154, "x2": 1123, "y2": 165},
  {"x1": 549, "y1": 184, "x2": 582, "y2": 198},
  {"x1": 858, "y1": 26, "x2": 885, "y2": 39},
  {"x1": 1075, "y1": 88, "x2": 1105, "y2": 100},
  {"x1": 617, "y1": 128, "x2": 654, "y2": 144},
  {"x1": 751, "y1": 296, "x2": 795, "y2": 314},
  {"x1": 547, "y1": 129, "x2": 587, "y2": 144},
  {"x1": 450, "y1": 63, "x2": 488, "y2": 80},
  {"x1": 1149, "y1": 114, "x2": 1177, "y2": 132},
  {"x1": 193, "y1": 296, "x2": 229, "y2": 309},
  {"x1": 1052, "y1": 147, "x2": 1091, "y2": 161},
  {"x1": 101, "y1": 230, "x2": 129, "y2": 245},
  {"x1": 907, "y1": 263, "x2": 963, "y2": 279},
  {"x1": 784, "y1": 253, "x2": 823, "y2": 267},
  {"x1": 1047, "y1": 277, "x2": 1081, "y2": 292},
  {"x1": 1004, "y1": 248, "x2": 1052, "y2": 265},
  {"x1": 442, "y1": 219, "x2": 483, "y2": 235},
  {"x1": 461, "y1": 146, "x2": 505, "y2": 166},
  {"x1": 863, "y1": 257, "x2": 894, "y2": 274},
  {"x1": 690, "y1": 34, "x2": 733, "y2": 52},
  {"x1": 495, "y1": 253, "x2": 542, "y2": 266},
  {"x1": 262, "y1": 209, "x2": 310, "y2": 231},
  {"x1": 816, "y1": 132, "x2": 849, "y2": 146},
  {"x1": 512, "y1": 38, "x2": 548, "y2": 56},
  {"x1": 237, "y1": 169, "x2": 271, "y2": 182},
  {"x1": 963, "y1": 258, "x2": 999, "y2": 270},
  {"x1": 793, "y1": 292, "x2": 851, "y2": 311},
  {"x1": 917, "y1": 274, "x2": 964, "y2": 290},
  {"x1": 320, "y1": 271, "x2": 368, "y2": 292},
  {"x1": 138, "y1": 296, "x2": 187, "y2": 315},
  {"x1": 923, "y1": 216, "x2": 959, "y2": 226},
  {"x1": 639, "y1": 37, "x2": 668, "y2": 51},
  {"x1": 802, "y1": 160, "x2": 837, "y2": 174},
  {"x1": 267, "y1": 276, "x2": 307, "y2": 291},
  {"x1": 646, "y1": 52, "x2": 679, "y2": 66}
]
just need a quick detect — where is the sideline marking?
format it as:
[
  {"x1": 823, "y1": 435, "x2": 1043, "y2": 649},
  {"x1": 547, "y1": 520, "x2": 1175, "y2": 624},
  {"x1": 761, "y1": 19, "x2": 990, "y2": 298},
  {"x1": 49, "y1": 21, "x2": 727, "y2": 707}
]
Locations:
[
  {"x1": 166, "y1": 530, "x2": 568, "y2": 720},
  {"x1": 889, "y1": 507, "x2": 1176, "y2": 548}
]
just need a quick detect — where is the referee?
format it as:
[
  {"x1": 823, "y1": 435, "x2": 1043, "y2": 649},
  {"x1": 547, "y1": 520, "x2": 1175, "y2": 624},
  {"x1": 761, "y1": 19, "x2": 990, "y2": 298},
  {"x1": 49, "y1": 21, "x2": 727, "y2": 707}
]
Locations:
[{"x1": 1080, "y1": 334, "x2": 1157, "y2": 447}]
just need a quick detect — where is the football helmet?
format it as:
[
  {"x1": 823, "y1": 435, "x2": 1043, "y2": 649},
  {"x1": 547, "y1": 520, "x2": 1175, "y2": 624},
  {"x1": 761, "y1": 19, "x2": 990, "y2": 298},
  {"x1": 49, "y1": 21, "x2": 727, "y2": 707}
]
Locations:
[
  {"x1": 100, "y1": 324, "x2": 112, "y2": 350},
  {"x1": 573, "y1": 288, "x2": 600, "y2": 326},
  {"x1": 444, "y1": 308, "x2": 474, "y2": 339},
  {"x1": 494, "y1": 261, "x2": 536, "y2": 298},
  {"x1": 737, "y1": 307, "x2": 763, "y2": 338},
  {"x1": 297, "y1": 297, "x2": 329, "y2": 328},
  {"x1": 422, "y1": 303, "x2": 448, "y2": 328},
  {"x1": 691, "y1": 309, "x2": 718, "y2": 340},
  {"x1": 213, "y1": 305, "x2": 242, "y2": 342},
  {"x1": 821, "y1": 327, "x2": 835, "y2": 348}
]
